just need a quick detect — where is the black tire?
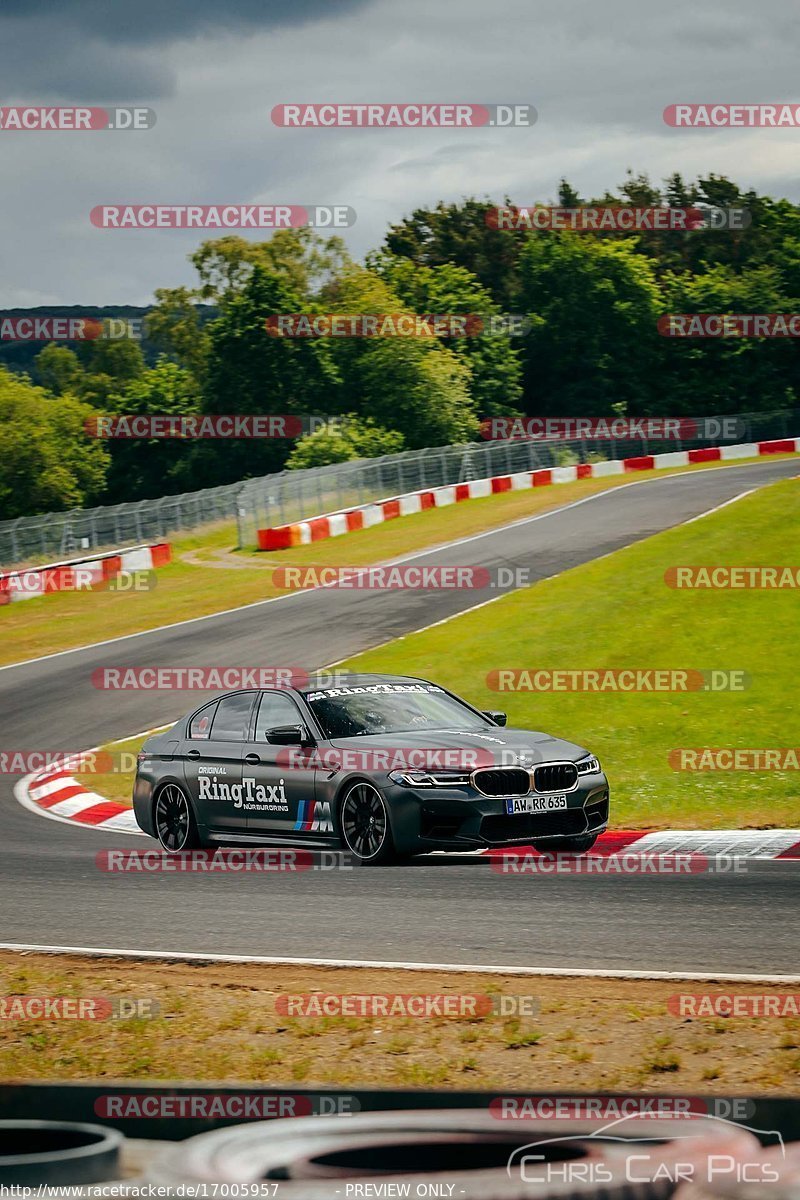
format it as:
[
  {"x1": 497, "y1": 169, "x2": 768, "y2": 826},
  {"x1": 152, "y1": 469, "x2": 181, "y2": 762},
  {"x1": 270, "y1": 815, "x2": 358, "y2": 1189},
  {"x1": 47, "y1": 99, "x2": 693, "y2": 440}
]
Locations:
[
  {"x1": 339, "y1": 780, "x2": 396, "y2": 865},
  {"x1": 154, "y1": 783, "x2": 201, "y2": 853},
  {"x1": 532, "y1": 832, "x2": 599, "y2": 854}
]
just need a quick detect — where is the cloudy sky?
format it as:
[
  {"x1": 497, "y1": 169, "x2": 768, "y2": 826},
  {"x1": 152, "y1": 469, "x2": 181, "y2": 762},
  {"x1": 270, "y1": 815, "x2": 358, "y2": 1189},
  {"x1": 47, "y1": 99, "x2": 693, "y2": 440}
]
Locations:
[{"x1": 1, "y1": 0, "x2": 799, "y2": 305}]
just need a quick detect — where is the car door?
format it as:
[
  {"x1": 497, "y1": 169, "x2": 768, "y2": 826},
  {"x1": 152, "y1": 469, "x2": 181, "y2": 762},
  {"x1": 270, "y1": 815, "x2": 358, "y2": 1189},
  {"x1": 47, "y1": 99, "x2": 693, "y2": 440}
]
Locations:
[
  {"x1": 182, "y1": 692, "x2": 254, "y2": 833},
  {"x1": 243, "y1": 690, "x2": 323, "y2": 836}
]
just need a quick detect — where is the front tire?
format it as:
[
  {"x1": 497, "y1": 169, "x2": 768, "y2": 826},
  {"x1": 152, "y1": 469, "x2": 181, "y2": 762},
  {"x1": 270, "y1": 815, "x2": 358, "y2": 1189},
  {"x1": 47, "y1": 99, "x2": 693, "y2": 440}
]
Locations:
[
  {"x1": 532, "y1": 832, "x2": 599, "y2": 854},
  {"x1": 154, "y1": 783, "x2": 200, "y2": 853},
  {"x1": 340, "y1": 781, "x2": 396, "y2": 865}
]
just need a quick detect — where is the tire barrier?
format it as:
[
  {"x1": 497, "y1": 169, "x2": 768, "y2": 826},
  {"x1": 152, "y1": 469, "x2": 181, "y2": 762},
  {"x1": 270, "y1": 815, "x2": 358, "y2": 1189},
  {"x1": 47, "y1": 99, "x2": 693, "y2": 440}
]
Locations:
[
  {"x1": 1, "y1": 1103, "x2": 798, "y2": 1195},
  {"x1": 674, "y1": 1142, "x2": 800, "y2": 1197},
  {"x1": 146, "y1": 1109, "x2": 764, "y2": 1198},
  {"x1": 0, "y1": 1119, "x2": 123, "y2": 1185}
]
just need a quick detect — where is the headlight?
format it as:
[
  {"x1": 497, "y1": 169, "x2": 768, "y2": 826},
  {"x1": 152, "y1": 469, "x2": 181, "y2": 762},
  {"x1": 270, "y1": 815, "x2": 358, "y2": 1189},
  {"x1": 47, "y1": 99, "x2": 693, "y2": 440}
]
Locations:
[
  {"x1": 576, "y1": 755, "x2": 601, "y2": 776},
  {"x1": 388, "y1": 770, "x2": 472, "y2": 788}
]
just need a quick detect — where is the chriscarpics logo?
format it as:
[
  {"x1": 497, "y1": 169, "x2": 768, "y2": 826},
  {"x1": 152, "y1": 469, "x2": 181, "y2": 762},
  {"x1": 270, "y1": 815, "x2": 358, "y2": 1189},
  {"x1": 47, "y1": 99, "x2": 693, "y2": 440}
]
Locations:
[{"x1": 197, "y1": 776, "x2": 288, "y2": 812}]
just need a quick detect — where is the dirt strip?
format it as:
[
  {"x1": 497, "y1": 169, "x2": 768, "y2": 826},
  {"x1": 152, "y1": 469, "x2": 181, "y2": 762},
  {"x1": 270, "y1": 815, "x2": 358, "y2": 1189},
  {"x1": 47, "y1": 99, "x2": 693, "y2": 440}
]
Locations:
[{"x1": 0, "y1": 952, "x2": 797, "y2": 1092}]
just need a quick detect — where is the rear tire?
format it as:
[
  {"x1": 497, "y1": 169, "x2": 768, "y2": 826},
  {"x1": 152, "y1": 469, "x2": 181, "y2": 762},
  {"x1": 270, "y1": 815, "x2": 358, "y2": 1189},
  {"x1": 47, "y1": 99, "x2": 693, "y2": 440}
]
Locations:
[
  {"x1": 339, "y1": 781, "x2": 396, "y2": 865},
  {"x1": 154, "y1": 783, "x2": 200, "y2": 853},
  {"x1": 532, "y1": 833, "x2": 599, "y2": 854}
]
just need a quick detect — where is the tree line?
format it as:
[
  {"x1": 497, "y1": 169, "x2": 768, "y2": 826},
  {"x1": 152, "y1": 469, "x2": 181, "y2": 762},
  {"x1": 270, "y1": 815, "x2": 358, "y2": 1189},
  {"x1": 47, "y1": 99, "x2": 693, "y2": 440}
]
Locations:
[{"x1": 1, "y1": 170, "x2": 799, "y2": 519}]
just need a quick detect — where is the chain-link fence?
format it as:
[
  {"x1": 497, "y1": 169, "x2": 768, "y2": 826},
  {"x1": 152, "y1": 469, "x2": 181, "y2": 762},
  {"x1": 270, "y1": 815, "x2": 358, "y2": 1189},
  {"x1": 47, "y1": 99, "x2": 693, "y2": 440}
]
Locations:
[
  {"x1": 0, "y1": 408, "x2": 796, "y2": 568},
  {"x1": 234, "y1": 408, "x2": 798, "y2": 548},
  {"x1": 0, "y1": 483, "x2": 243, "y2": 568}
]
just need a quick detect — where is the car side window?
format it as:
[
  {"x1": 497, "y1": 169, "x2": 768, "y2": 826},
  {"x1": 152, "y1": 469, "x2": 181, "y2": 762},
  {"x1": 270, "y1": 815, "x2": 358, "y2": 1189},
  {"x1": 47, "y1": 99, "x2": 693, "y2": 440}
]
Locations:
[
  {"x1": 189, "y1": 701, "x2": 217, "y2": 741},
  {"x1": 209, "y1": 692, "x2": 256, "y2": 741},
  {"x1": 254, "y1": 691, "x2": 302, "y2": 741}
]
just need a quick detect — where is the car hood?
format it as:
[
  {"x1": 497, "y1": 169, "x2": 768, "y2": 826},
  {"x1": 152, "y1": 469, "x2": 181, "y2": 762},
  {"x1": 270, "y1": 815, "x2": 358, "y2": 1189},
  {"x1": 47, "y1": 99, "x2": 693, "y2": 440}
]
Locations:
[{"x1": 326, "y1": 727, "x2": 590, "y2": 768}]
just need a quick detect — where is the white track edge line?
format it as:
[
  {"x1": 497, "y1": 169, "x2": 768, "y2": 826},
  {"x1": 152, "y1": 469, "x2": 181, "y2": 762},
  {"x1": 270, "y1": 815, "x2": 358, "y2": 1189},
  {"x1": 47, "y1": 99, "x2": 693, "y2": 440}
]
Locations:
[
  {"x1": 681, "y1": 489, "x2": 755, "y2": 524},
  {"x1": 0, "y1": 943, "x2": 797, "y2": 984}
]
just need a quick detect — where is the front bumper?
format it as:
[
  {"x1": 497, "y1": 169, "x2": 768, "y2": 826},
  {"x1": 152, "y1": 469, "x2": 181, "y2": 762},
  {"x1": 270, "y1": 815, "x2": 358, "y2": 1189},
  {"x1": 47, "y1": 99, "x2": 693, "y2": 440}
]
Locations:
[{"x1": 384, "y1": 774, "x2": 610, "y2": 852}]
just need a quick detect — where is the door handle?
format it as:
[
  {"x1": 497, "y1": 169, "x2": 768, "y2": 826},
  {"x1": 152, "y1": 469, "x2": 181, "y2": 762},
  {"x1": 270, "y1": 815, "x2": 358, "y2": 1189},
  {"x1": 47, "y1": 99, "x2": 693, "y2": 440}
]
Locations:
[
  {"x1": 187, "y1": 749, "x2": 201, "y2": 759},
  {"x1": 244, "y1": 753, "x2": 261, "y2": 765}
]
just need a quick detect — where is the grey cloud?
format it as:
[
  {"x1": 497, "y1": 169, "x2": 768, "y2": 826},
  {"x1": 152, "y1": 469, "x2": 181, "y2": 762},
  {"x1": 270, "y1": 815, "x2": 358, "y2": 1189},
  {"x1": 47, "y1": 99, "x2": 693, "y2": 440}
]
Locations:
[
  {"x1": 0, "y1": 26, "x2": 175, "y2": 100},
  {"x1": 2, "y1": 0, "x2": 800, "y2": 305},
  {"x1": 0, "y1": 0, "x2": 371, "y2": 45}
]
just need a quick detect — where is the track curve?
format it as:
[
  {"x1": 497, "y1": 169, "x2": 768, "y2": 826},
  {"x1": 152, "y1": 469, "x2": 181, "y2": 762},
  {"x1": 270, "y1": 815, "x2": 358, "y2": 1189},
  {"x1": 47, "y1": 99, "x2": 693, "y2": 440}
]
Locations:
[{"x1": 1, "y1": 460, "x2": 797, "y2": 975}]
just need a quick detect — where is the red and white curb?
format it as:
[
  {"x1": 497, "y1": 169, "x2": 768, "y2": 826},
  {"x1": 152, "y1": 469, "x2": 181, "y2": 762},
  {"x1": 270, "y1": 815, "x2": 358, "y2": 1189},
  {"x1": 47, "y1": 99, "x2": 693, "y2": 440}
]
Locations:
[
  {"x1": 257, "y1": 438, "x2": 799, "y2": 550},
  {"x1": 15, "y1": 769, "x2": 800, "y2": 856},
  {"x1": 17, "y1": 768, "x2": 142, "y2": 834},
  {"x1": 487, "y1": 829, "x2": 800, "y2": 859}
]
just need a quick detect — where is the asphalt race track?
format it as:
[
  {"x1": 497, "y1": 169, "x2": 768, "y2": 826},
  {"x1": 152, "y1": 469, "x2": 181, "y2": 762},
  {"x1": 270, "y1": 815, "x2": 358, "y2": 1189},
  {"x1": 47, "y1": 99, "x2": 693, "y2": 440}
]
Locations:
[{"x1": 1, "y1": 459, "x2": 797, "y2": 976}]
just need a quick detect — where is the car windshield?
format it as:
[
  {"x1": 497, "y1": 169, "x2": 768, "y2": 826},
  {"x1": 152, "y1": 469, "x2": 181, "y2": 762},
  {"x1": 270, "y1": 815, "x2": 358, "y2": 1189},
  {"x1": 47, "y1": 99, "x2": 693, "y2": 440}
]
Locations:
[{"x1": 304, "y1": 682, "x2": 492, "y2": 739}]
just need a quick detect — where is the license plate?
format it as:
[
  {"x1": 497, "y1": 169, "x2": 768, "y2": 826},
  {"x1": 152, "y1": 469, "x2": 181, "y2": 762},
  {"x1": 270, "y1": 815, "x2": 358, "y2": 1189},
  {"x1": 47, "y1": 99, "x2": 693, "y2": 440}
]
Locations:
[{"x1": 505, "y1": 794, "x2": 568, "y2": 815}]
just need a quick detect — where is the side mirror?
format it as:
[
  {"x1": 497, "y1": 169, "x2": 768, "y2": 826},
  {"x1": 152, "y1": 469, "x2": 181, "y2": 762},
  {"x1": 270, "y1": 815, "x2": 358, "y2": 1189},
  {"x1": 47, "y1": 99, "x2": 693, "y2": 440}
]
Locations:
[
  {"x1": 482, "y1": 710, "x2": 507, "y2": 727},
  {"x1": 266, "y1": 724, "x2": 313, "y2": 746}
]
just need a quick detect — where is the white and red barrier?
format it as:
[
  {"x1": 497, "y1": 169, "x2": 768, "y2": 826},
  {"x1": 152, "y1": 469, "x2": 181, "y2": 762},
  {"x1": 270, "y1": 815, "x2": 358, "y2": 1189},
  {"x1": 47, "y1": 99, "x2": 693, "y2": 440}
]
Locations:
[
  {"x1": 0, "y1": 542, "x2": 171, "y2": 604},
  {"x1": 257, "y1": 438, "x2": 799, "y2": 551}
]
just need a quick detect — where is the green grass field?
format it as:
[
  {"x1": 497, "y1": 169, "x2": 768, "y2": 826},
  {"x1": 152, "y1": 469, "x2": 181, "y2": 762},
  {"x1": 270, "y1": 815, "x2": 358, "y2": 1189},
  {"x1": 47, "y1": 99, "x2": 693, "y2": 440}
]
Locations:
[
  {"x1": 79, "y1": 476, "x2": 800, "y2": 829},
  {"x1": 337, "y1": 477, "x2": 800, "y2": 829},
  {"x1": 3, "y1": 455, "x2": 793, "y2": 667}
]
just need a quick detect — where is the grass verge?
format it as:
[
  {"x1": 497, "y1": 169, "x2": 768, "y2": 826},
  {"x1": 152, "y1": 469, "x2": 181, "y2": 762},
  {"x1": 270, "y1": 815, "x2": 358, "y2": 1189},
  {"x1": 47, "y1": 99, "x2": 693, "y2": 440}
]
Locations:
[
  {"x1": 339, "y1": 478, "x2": 800, "y2": 829},
  {"x1": 3, "y1": 456, "x2": 794, "y2": 668},
  {"x1": 1, "y1": 953, "x2": 797, "y2": 1090}
]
